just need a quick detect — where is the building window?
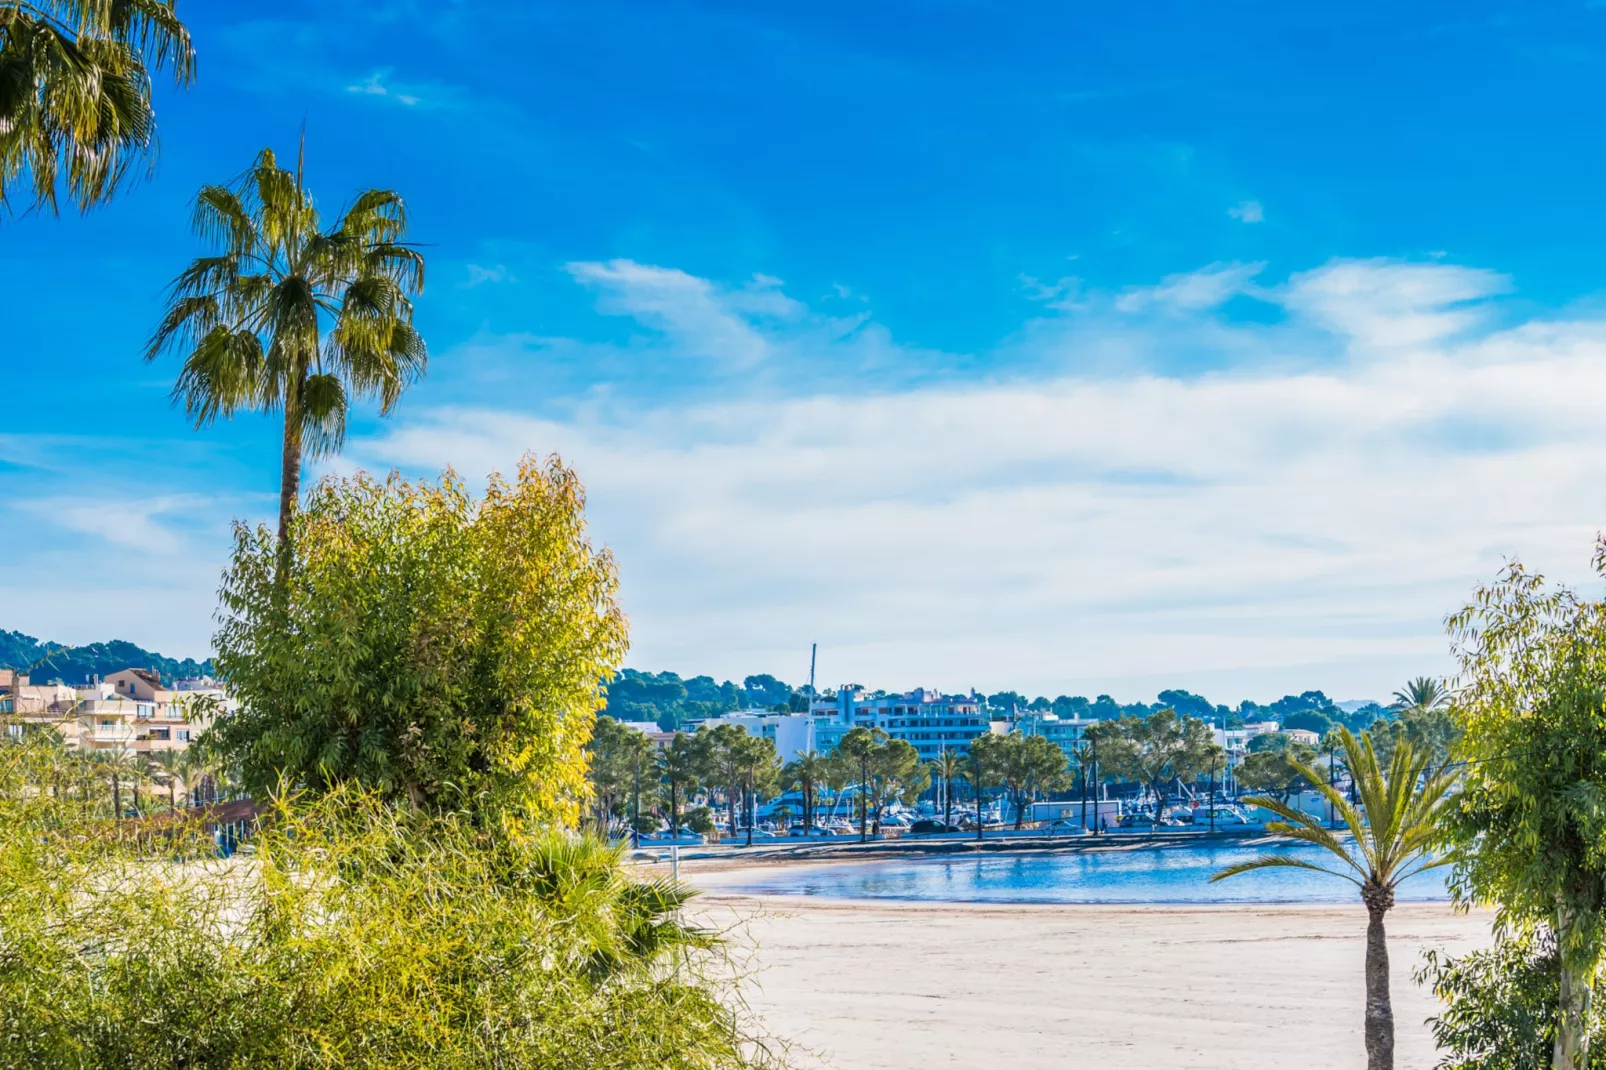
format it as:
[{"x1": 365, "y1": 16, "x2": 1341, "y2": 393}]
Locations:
[
  {"x1": 178, "y1": 730, "x2": 191, "y2": 742},
  {"x1": 148, "y1": 728, "x2": 170, "y2": 741}
]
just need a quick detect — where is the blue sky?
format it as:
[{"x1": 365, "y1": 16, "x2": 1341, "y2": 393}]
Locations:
[{"x1": 6, "y1": 1, "x2": 1606, "y2": 702}]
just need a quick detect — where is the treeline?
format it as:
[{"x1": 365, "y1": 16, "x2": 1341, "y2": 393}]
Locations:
[
  {"x1": 605, "y1": 669, "x2": 1388, "y2": 734},
  {"x1": 0, "y1": 630, "x2": 215, "y2": 685}
]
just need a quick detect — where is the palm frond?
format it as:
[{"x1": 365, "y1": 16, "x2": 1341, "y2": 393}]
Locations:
[{"x1": 1210, "y1": 854, "x2": 1362, "y2": 886}]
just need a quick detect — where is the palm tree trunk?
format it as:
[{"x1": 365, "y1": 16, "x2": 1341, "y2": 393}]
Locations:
[
  {"x1": 1555, "y1": 901, "x2": 1594, "y2": 1070},
  {"x1": 276, "y1": 393, "x2": 304, "y2": 581},
  {"x1": 1361, "y1": 886, "x2": 1395, "y2": 1070},
  {"x1": 112, "y1": 773, "x2": 122, "y2": 824},
  {"x1": 944, "y1": 776, "x2": 953, "y2": 828}
]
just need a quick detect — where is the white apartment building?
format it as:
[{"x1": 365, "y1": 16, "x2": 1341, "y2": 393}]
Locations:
[
  {"x1": 684, "y1": 709, "x2": 818, "y2": 763},
  {"x1": 809, "y1": 688, "x2": 994, "y2": 760}
]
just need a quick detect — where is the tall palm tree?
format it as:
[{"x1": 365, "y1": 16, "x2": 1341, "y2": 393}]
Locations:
[
  {"x1": 1212, "y1": 728, "x2": 1457, "y2": 1070},
  {"x1": 929, "y1": 748, "x2": 964, "y2": 829},
  {"x1": 1391, "y1": 676, "x2": 1449, "y2": 714},
  {"x1": 146, "y1": 145, "x2": 427, "y2": 571},
  {"x1": 0, "y1": 0, "x2": 194, "y2": 216}
]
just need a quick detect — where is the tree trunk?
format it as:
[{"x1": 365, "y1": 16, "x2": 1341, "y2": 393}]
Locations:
[
  {"x1": 1361, "y1": 884, "x2": 1395, "y2": 1070},
  {"x1": 1014, "y1": 788, "x2": 1026, "y2": 829},
  {"x1": 944, "y1": 778, "x2": 953, "y2": 828},
  {"x1": 276, "y1": 387, "x2": 304, "y2": 584},
  {"x1": 1555, "y1": 901, "x2": 1594, "y2": 1070},
  {"x1": 112, "y1": 773, "x2": 121, "y2": 825},
  {"x1": 670, "y1": 784, "x2": 680, "y2": 834}
]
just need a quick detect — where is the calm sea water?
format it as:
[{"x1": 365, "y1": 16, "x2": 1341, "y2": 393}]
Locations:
[{"x1": 705, "y1": 841, "x2": 1450, "y2": 904}]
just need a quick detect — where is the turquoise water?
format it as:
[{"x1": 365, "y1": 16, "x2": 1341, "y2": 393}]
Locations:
[{"x1": 708, "y1": 842, "x2": 1450, "y2": 904}]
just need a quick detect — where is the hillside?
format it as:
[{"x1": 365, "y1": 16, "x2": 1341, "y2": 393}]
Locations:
[{"x1": 0, "y1": 630, "x2": 214, "y2": 685}]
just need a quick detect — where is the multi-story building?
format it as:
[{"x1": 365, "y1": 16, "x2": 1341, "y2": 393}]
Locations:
[
  {"x1": 809, "y1": 688, "x2": 995, "y2": 760},
  {"x1": 0, "y1": 667, "x2": 229, "y2": 754},
  {"x1": 688, "y1": 709, "x2": 819, "y2": 763}
]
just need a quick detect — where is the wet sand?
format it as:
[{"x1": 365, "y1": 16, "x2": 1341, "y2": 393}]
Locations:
[{"x1": 691, "y1": 871, "x2": 1492, "y2": 1070}]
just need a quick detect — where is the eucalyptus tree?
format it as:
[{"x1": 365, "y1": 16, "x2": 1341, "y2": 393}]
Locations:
[
  {"x1": 703, "y1": 723, "x2": 750, "y2": 835},
  {"x1": 146, "y1": 146, "x2": 427, "y2": 573},
  {"x1": 0, "y1": 0, "x2": 193, "y2": 216},
  {"x1": 1445, "y1": 545, "x2": 1606, "y2": 1070},
  {"x1": 1213, "y1": 729, "x2": 1457, "y2": 1070}
]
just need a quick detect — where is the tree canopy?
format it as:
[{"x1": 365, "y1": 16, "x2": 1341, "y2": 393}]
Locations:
[
  {"x1": 207, "y1": 457, "x2": 628, "y2": 828},
  {"x1": 1446, "y1": 545, "x2": 1606, "y2": 1068}
]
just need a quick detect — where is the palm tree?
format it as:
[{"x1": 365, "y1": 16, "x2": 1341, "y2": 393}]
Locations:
[
  {"x1": 146, "y1": 145, "x2": 427, "y2": 571},
  {"x1": 1211, "y1": 728, "x2": 1457, "y2": 1070},
  {"x1": 782, "y1": 750, "x2": 829, "y2": 831},
  {"x1": 1391, "y1": 676, "x2": 1449, "y2": 714},
  {"x1": 0, "y1": 0, "x2": 194, "y2": 216},
  {"x1": 94, "y1": 747, "x2": 141, "y2": 824},
  {"x1": 929, "y1": 748, "x2": 964, "y2": 829},
  {"x1": 149, "y1": 748, "x2": 185, "y2": 811}
]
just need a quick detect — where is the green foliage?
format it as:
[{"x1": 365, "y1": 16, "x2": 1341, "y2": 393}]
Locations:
[
  {"x1": 1446, "y1": 547, "x2": 1606, "y2": 951},
  {"x1": 1215, "y1": 728, "x2": 1456, "y2": 894},
  {"x1": 587, "y1": 715, "x2": 652, "y2": 831},
  {"x1": 146, "y1": 146, "x2": 428, "y2": 559},
  {"x1": 657, "y1": 731, "x2": 708, "y2": 830},
  {"x1": 1235, "y1": 740, "x2": 1319, "y2": 803},
  {"x1": 0, "y1": 629, "x2": 212, "y2": 682},
  {"x1": 684, "y1": 805, "x2": 717, "y2": 836},
  {"x1": 1446, "y1": 544, "x2": 1606, "y2": 1063},
  {"x1": 0, "y1": 771, "x2": 784, "y2": 1069},
  {"x1": 1419, "y1": 930, "x2": 1606, "y2": 1070},
  {"x1": 0, "y1": 0, "x2": 194, "y2": 217},
  {"x1": 1087, "y1": 708, "x2": 1219, "y2": 805},
  {"x1": 781, "y1": 751, "x2": 830, "y2": 829},
  {"x1": 207, "y1": 459, "x2": 628, "y2": 828},
  {"x1": 984, "y1": 731, "x2": 1070, "y2": 827}
]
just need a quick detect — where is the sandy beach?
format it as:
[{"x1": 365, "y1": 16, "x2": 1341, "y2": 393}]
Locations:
[{"x1": 688, "y1": 860, "x2": 1493, "y2": 1070}]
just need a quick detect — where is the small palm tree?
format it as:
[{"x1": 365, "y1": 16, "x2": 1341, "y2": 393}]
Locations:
[
  {"x1": 93, "y1": 747, "x2": 141, "y2": 824},
  {"x1": 146, "y1": 145, "x2": 427, "y2": 570},
  {"x1": 1212, "y1": 727, "x2": 1457, "y2": 1070},
  {"x1": 782, "y1": 750, "x2": 829, "y2": 830},
  {"x1": 149, "y1": 749, "x2": 186, "y2": 811},
  {"x1": 1391, "y1": 676, "x2": 1448, "y2": 715},
  {"x1": 0, "y1": 0, "x2": 194, "y2": 216},
  {"x1": 929, "y1": 748, "x2": 965, "y2": 828}
]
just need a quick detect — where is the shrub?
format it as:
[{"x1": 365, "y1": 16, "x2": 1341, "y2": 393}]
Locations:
[{"x1": 0, "y1": 774, "x2": 785, "y2": 1069}]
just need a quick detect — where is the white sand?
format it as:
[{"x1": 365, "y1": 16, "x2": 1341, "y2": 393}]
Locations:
[{"x1": 695, "y1": 885, "x2": 1493, "y2": 1070}]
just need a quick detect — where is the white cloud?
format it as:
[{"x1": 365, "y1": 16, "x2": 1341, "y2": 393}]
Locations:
[
  {"x1": 464, "y1": 263, "x2": 511, "y2": 287},
  {"x1": 1115, "y1": 261, "x2": 1265, "y2": 313},
  {"x1": 1229, "y1": 200, "x2": 1265, "y2": 223},
  {"x1": 349, "y1": 256, "x2": 1606, "y2": 702},
  {"x1": 566, "y1": 259, "x2": 774, "y2": 368},
  {"x1": 19, "y1": 495, "x2": 207, "y2": 556},
  {"x1": 346, "y1": 70, "x2": 420, "y2": 106},
  {"x1": 1280, "y1": 258, "x2": 1509, "y2": 348}
]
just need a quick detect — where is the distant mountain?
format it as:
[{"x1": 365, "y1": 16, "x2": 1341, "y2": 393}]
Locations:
[{"x1": 0, "y1": 630, "x2": 214, "y2": 686}]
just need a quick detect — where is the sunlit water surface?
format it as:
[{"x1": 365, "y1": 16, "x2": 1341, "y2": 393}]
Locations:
[{"x1": 706, "y1": 841, "x2": 1450, "y2": 904}]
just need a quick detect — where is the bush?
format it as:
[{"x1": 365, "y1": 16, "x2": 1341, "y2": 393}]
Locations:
[
  {"x1": 685, "y1": 805, "x2": 717, "y2": 836},
  {"x1": 1419, "y1": 929, "x2": 1606, "y2": 1070},
  {"x1": 0, "y1": 772, "x2": 786, "y2": 1069},
  {"x1": 209, "y1": 458, "x2": 629, "y2": 827}
]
